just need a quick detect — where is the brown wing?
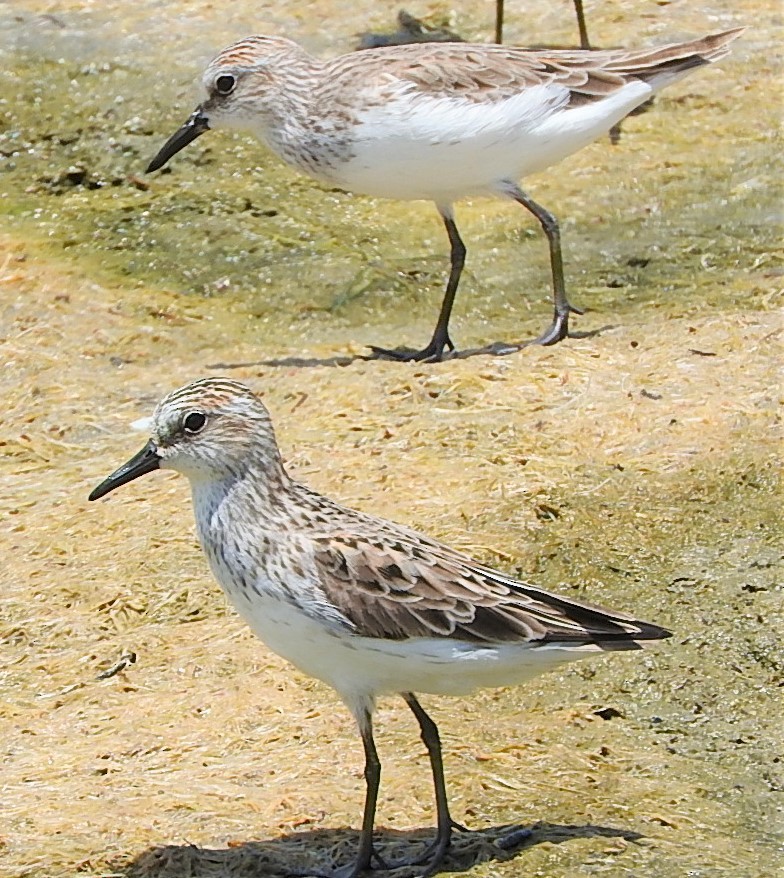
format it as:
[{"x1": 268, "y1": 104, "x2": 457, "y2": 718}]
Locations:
[
  {"x1": 329, "y1": 29, "x2": 742, "y2": 106},
  {"x1": 313, "y1": 532, "x2": 670, "y2": 646}
]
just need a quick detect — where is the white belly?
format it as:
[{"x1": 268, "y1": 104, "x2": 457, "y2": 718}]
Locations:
[
  {"x1": 224, "y1": 582, "x2": 596, "y2": 704},
  {"x1": 334, "y1": 80, "x2": 653, "y2": 203}
]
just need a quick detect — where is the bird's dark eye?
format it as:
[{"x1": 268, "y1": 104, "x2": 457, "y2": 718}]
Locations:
[
  {"x1": 183, "y1": 411, "x2": 207, "y2": 434},
  {"x1": 215, "y1": 74, "x2": 236, "y2": 95}
]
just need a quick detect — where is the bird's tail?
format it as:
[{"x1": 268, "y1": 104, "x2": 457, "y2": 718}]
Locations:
[{"x1": 610, "y1": 27, "x2": 745, "y2": 92}]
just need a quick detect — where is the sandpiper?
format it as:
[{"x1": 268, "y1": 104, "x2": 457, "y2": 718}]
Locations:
[
  {"x1": 89, "y1": 377, "x2": 671, "y2": 876},
  {"x1": 146, "y1": 29, "x2": 741, "y2": 362}
]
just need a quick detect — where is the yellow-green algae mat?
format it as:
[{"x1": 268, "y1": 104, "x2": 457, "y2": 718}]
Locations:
[{"x1": 0, "y1": 1, "x2": 781, "y2": 876}]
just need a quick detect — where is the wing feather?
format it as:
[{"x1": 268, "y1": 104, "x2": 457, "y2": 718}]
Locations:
[
  {"x1": 327, "y1": 30, "x2": 741, "y2": 108},
  {"x1": 313, "y1": 532, "x2": 669, "y2": 645}
]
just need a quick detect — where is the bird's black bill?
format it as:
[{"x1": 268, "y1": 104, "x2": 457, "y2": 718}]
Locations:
[
  {"x1": 88, "y1": 440, "x2": 161, "y2": 501},
  {"x1": 146, "y1": 107, "x2": 210, "y2": 173}
]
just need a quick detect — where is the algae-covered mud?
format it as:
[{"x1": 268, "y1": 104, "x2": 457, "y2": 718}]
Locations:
[{"x1": 1, "y1": 1, "x2": 781, "y2": 877}]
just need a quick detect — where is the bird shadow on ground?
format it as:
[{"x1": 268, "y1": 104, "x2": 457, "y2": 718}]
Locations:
[
  {"x1": 122, "y1": 820, "x2": 644, "y2": 877},
  {"x1": 206, "y1": 324, "x2": 617, "y2": 371}
]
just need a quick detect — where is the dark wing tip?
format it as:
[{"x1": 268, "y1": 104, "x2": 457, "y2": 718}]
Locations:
[{"x1": 633, "y1": 620, "x2": 673, "y2": 641}]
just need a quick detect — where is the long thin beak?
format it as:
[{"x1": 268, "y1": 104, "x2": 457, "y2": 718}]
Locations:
[
  {"x1": 89, "y1": 440, "x2": 161, "y2": 501},
  {"x1": 146, "y1": 106, "x2": 210, "y2": 173}
]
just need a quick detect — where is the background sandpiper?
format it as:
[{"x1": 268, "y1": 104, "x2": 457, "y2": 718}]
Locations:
[{"x1": 146, "y1": 29, "x2": 742, "y2": 361}]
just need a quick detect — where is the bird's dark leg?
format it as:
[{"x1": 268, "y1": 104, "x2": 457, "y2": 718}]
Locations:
[
  {"x1": 573, "y1": 0, "x2": 592, "y2": 50},
  {"x1": 494, "y1": 0, "x2": 504, "y2": 43},
  {"x1": 348, "y1": 709, "x2": 382, "y2": 877},
  {"x1": 405, "y1": 693, "x2": 455, "y2": 867},
  {"x1": 369, "y1": 207, "x2": 464, "y2": 363},
  {"x1": 289, "y1": 708, "x2": 381, "y2": 878},
  {"x1": 426, "y1": 213, "x2": 465, "y2": 359},
  {"x1": 381, "y1": 693, "x2": 458, "y2": 874},
  {"x1": 507, "y1": 183, "x2": 583, "y2": 346}
]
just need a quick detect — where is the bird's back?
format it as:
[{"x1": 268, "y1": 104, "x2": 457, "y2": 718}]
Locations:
[{"x1": 311, "y1": 30, "x2": 742, "y2": 201}]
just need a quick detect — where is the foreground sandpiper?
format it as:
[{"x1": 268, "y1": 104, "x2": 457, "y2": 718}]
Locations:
[
  {"x1": 146, "y1": 28, "x2": 741, "y2": 362},
  {"x1": 89, "y1": 377, "x2": 671, "y2": 876}
]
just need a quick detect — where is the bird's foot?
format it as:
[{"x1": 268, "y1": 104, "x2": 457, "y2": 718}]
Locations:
[
  {"x1": 528, "y1": 302, "x2": 584, "y2": 347},
  {"x1": 285, "y1": 853, "x2": 372, "y2": 878},
  {"x1": 368, "y1": 333, "x2": 455, "y2": 363},
  {"x1": 285, "y1": 838, "x2": 403, "y2": 878},
  {"x1": 381, "y1": 839, "x2": 447, "y2": 872},
  {"x1": 367, "y1": 301, "x2": 585, "y2": 361},
  {"x1": 286, "y1": 820, "x2": 471, "y2": 877},
  {"x1": 380, "y1": 818, "x2": 468, "y2": 874}
]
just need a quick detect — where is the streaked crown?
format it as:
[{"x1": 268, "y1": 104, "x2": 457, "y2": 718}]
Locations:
[
  {"x1": 150, "y1": 377, "x2": 281, "y2": 479},
  {"x1": 199, "y1": 35, "x2": 315, "y2": 124}
]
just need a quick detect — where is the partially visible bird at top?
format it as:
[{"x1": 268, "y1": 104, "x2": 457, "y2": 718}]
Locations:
[{"x1": 146, "y1": 28, "x2": 742, "y2": 361}]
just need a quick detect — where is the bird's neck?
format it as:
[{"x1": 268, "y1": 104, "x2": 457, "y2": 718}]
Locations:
[
  {"x1": 248, "y1": 62, "x2": 353, "y2": 182},
  {"x1": 189, "y1": 455, "x2": 290, "y2": 528}
]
